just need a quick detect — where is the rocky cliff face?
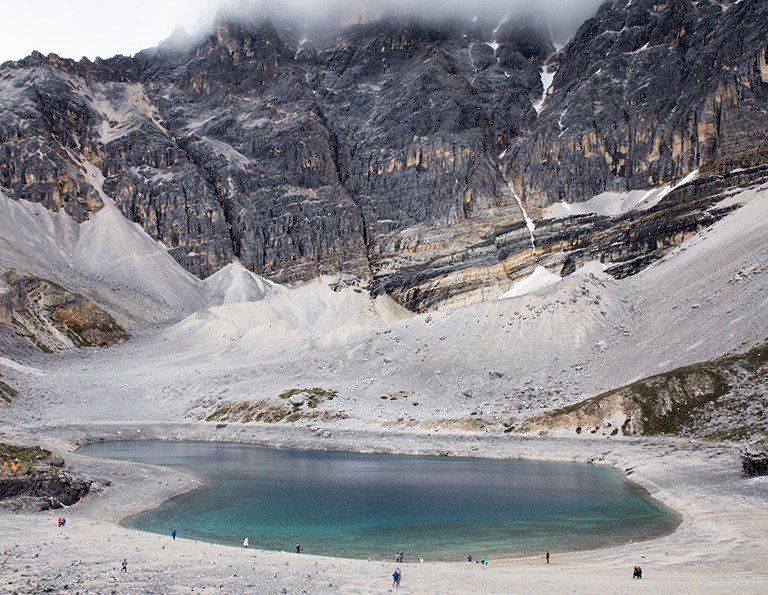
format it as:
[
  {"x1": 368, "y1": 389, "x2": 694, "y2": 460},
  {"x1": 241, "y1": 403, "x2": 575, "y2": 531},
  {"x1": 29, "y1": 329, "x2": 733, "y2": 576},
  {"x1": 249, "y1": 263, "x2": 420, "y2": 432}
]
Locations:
[
  {"x1": 0, "y1": 0, "x2": 766, "y2": 312},
  {"x1": 508, "y1": 0, "x2": 768, "y2": 204}
]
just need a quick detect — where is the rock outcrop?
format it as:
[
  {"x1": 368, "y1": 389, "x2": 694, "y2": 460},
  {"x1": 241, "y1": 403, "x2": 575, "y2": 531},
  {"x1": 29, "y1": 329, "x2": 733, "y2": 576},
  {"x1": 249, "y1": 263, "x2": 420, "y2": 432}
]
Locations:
[
  {"x1": 0, "y1": 374, "x2": 18, "y2": 405},
  {"x1": 508, "y1": 0, "x2": 768, "y2": 204},
  {"x1": 522, "y1": 338, "x2": 768, "y2": 443},
  {"x1": 0, "y1": 444, "x2": 91, "y2": 510},
  {"x1": 742, "y1": 451, "x2": 768, "y2": 477},
  {"x1": 0, "y1": 274, "x2": 128, "y2": 352}
]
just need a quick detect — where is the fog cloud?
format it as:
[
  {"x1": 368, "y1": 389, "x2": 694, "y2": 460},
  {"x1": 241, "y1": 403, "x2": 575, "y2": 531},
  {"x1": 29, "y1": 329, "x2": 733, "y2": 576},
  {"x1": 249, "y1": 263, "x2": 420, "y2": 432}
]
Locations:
[
  {"x1": 0, "y1": 0, "x2": 604, "y2": 65},
  {"x1": 215, "y1": 0, "x2": 605, "y2": 37}
]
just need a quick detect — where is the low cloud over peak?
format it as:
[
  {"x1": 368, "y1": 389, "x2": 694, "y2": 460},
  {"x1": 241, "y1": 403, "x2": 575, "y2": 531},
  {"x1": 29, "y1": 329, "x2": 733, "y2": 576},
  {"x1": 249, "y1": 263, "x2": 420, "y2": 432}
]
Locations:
[{"x1": 214, "y1": 0, "x2": 605, "y2": 37}]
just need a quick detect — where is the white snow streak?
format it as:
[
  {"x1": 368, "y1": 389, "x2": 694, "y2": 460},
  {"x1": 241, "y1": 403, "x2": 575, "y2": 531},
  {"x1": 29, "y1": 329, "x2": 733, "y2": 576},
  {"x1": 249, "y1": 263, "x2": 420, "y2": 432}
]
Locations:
[
  {"x1": 510, "y1": 183, "x2": 537, "y2": 260},
  {"x1": 533, "y1": 64, "x2": 557, "y2": 113}
]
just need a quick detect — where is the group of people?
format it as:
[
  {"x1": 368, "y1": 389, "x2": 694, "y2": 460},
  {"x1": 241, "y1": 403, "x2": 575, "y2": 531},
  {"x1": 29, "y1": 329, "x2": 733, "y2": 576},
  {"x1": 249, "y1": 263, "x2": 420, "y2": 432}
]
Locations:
[
  {"x1": 139, "y1": 531, "x2": 645, "y2": 588},
  {"x1": 56, "y1": 517, "x2": 66, "y2": 527}
]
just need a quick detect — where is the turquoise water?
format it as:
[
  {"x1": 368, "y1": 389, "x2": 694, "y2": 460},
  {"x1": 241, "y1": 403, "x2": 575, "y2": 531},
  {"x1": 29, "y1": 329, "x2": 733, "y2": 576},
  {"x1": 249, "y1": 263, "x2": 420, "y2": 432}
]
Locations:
[{"x1": 77, "y1": 441, "x2": 679, "y2": 561}]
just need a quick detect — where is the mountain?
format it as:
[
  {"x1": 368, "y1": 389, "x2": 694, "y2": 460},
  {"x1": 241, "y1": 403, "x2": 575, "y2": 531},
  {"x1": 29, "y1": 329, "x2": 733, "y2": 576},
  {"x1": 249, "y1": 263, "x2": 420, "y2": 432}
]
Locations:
[
  {"x1": 1, "y1": 0, "x2": 764, "y2": 317},
  {"x1": 0, "y1": 1, "x2": 766, "y2": 448}
]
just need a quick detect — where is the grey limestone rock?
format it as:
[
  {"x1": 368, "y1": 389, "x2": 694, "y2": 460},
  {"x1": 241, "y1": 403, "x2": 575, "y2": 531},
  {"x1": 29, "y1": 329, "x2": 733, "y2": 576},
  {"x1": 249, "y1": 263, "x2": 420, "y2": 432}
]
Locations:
[
  {"x1": 0, "y1": 2, "x2": 766, "y2": 311},
  {"x1": 507, "y1": 0, "x2": 768, "y2": 205}
]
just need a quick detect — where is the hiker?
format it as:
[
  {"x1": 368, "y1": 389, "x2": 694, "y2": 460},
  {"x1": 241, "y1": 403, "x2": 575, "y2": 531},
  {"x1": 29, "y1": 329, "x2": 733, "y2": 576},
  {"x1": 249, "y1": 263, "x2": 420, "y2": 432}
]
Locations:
[
  {"x1": 392, "y1": 567, "x2": 402, "y2": 587},
  {"x1": 243, "y1": 537, "x2": 249, "y2": 548},
  {"x1": 171, "y1": 528, "x2": 177, "y2": 540},
  {"x1": 546, "y1": 550, "x2": 550, "y2": 564},
  {"x1": 121, "y1": 559, "x2": 127, "y2": 573},
  {"x1": 468, "y1": 554, "x2": 472, "y2": 563},
  {"x1": 296, "y1": 543, "x2": 301, "y2": 553},
  {"x1": 480, "y1": 555, "x2": 487, "y2": 566}
]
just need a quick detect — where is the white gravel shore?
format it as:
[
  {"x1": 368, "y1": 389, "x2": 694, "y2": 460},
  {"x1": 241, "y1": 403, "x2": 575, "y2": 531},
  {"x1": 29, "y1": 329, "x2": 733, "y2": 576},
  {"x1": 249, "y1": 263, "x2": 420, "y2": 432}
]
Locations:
[{"x1": 1, "y1": 422, "x2": 767, "y2": 594}]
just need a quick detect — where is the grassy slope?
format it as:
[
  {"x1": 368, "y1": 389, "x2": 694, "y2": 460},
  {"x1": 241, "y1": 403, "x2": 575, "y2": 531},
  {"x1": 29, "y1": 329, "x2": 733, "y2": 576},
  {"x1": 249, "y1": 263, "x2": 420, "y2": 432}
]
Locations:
[{"x1": 522, "y1": 339, "x2": 768, "y2": 444}]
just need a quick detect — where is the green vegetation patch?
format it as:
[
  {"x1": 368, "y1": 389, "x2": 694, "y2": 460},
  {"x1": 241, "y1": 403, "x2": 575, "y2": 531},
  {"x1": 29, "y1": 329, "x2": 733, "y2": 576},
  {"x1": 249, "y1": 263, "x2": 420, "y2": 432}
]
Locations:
[
  {"x1": 743, "y1": 342, "x2": 768, "y2": 372},
  {"x1": 205, "y1": 388, "x2": 344, "y2": 424},
  {"x1": 205, "y1": 400, "x2": 302, "y2": 423},
  {"x1": 626, "y1": 366, "x2": 729, "y2": 435},
  {"x1": 0, "y1": 444, "x2": 54, "y2": 465},
  {"x1": 537, "y1": 364, "x2": 729, "y2": 436},
  {"x1": 2, "y1": 268, "x2": 18, "y2": 284},
  {"x1": 526, "y1": 337, "x2": 768, "y2": 444},
  {"x1": 278, "y1": 387, "x2": 338, "y2": 410}
]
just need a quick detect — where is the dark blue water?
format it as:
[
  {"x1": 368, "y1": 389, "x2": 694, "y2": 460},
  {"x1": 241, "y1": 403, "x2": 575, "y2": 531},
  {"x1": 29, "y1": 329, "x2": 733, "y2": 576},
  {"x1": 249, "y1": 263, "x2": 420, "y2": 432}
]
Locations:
[{"x1": 77, "y1": 441, "x2": 679, "y2": 560}]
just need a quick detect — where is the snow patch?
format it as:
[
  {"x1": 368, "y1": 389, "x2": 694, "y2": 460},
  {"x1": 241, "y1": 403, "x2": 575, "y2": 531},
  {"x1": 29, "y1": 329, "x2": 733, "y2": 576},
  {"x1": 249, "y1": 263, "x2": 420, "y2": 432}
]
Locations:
[
  {"x1": 533, "y1": 64, "x2": 557, "y2": 114},
  {"x1": 294, "y1": 38, "x2": 308, "y2": 60},
  {"x1": 544, "y1": 170, "x2": 701, "y2": 219},
  {"x1": 510, "y1": 184, "x2": 537, "y2": 260},
  {"x1": 497, "y1": 266, "x2": 561, "y2": 300}
]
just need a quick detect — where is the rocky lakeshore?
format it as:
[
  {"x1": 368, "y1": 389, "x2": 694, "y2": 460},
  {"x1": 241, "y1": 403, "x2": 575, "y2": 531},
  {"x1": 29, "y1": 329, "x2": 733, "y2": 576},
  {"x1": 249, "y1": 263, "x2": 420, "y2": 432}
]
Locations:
[{"x1": 0, "y1": 422, "x2": 766, "y2": 594}]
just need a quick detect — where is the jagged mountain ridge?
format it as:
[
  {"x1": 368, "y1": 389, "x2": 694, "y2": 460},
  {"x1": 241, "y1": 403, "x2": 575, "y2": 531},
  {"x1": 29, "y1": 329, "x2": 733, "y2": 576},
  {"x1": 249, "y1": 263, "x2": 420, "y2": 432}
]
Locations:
[{"x1": 0, "y1": 0, "x2": 766, "y2": 313}]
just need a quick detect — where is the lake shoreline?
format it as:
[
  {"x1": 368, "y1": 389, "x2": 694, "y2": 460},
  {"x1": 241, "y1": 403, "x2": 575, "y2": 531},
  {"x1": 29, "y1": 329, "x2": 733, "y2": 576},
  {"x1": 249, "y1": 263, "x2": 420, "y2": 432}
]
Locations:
[
  {"x1": 77, "y1": 438, "x2": 682, "y2": 562},
  {"x1": 1, "y1": 421, "x2": 767, "y2": 593}
]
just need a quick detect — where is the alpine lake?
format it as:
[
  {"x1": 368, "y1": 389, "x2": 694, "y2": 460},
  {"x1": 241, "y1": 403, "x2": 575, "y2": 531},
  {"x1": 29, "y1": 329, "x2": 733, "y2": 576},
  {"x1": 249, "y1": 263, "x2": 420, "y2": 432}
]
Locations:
[{"x1": 77, "y1": 440, "x2": 679, "y2": 561}]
